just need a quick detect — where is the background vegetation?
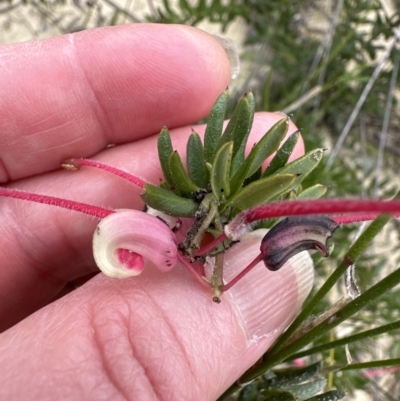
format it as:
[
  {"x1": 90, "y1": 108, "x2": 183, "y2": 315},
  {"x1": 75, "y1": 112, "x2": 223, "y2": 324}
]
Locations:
[{"x1": 2, "y1": 0, "x2": 400, "y2": 399}]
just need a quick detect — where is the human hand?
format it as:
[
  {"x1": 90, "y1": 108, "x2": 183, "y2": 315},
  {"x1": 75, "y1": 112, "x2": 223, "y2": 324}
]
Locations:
[{"x1": 0, "y1": 24, "x2": 313, "y2": 400}]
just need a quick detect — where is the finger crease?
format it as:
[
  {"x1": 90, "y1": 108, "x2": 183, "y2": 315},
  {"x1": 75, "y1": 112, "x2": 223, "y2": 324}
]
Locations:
[{"x1": 70, "y1": 35, "x2": 113, "y2": 146}]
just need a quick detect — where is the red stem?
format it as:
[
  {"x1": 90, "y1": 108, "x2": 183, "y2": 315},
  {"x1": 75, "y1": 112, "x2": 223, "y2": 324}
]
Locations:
[
  {"x1": 0, "y1": 188, "x2": 114, "y2": 218},
  {"x1": 239, "y1": 199, "x2": 400, "y2": 224},
  {"x1": 332, "y1": 213, "x2": 399, "y2": 225},
  {"x1": 177, "y1": 253, "x2": 210, "y2": 289},
  {"x1": 194, "y1": 233, "x2": 228, "y2": 256},
  {"x1": 222, "y1": 253, "x2": 264, "y2": 292},
  {"x1": 63, "y1": 158, "x2": 147, "y2": 188}
]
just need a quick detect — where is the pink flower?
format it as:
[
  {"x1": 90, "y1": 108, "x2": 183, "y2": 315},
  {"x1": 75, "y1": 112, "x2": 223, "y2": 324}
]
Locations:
[{"x1": 93, "y1": 209, "x2": 178, "y2": 278}]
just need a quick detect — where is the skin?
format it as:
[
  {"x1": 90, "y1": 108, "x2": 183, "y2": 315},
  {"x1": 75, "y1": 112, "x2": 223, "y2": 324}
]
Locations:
[{"x1": 0, "y1": 24, "x2": 307, "y2": 400}]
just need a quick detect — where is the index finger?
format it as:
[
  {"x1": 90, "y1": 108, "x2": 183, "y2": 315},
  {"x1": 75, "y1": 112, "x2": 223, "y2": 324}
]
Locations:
[{"x1": 0, "y1": 24, "x2": 231, "y2": 182}]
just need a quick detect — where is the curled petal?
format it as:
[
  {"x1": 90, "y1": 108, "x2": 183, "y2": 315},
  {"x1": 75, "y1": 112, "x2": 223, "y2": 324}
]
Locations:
[
  {"x1": 261, "y1": 215, "x2": 339, "y2": 271},
  {"x1": 93, "y1": 210, "x2": 178, "y2": 278}
]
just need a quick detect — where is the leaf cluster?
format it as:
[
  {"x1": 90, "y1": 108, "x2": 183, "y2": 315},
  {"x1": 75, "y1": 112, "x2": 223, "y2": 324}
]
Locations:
[{"x1": 143, "y1": 91, "x2": 325, "y2": 221}]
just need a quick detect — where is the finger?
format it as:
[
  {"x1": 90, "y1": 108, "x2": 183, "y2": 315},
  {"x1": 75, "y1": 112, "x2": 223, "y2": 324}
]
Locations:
[
  {"x1": 0, "y1": 231, "x2": 313, "y2": 400},
  {"x1": 0, "y1": 113, "x2": 302, "y2": 330},
  {"x1": 0, "y1": 24, "x2": 230, "y2": 182}
]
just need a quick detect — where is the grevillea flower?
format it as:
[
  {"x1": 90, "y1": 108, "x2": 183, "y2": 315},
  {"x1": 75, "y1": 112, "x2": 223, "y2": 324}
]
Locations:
[
  {"x1": 0, "y1": 186, "x2": 179, "y2": 279},
  {"x1": 92, "y1": 209, "x2": 178, "y2": 278}
]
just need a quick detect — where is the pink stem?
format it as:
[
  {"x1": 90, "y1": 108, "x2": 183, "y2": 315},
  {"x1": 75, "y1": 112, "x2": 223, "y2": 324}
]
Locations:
[
  {"x1": 63, "y1": 158, "x2": 147, "y2": 188},
  {"x1": 177, "y1": 253, "x2": 210, "y2": 289},
  {"x1": 0, "y1": 188, "x2": 114, "y2": 218},
  {"x1": 332, "y1": 212, "x2": 400, "y2": 225},
  {"x1": 194, "y1": 233, "x2": 228, "y2": 256},
  {"x1": 240, "y1": 199, "x2": 400, "y2": 224},
  {"x1": 222, "y1": 253, "x2": 264, "y2": 292}
]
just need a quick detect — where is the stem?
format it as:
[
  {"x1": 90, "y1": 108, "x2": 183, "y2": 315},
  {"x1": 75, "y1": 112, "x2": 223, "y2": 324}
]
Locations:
[
  {"x1": 63, "y1": 158, "x2": 147, "y2": 188},
  {"x1": 194, "y1": 233, "x2": 228, "y2": 256},
  {"x1": 211, "y1": 253, "x2": 224, "y2": 302},
  {"x1": 222, "y1": 253, "x2": 263, "y2": 292},
  {"x1": 231, "y1": 198, "x2": 400, "y2": 228},
  {"x1": 333, "y1": 213, "x2": 400, "y2": 225},
  {"x1": 191, "y1": 199, "x2": 219, "y2": 251},
  {"x1": 177, "y1": 254, "x2": 210, "y2": 289},
  {"x1": 0, "y1": 188, "x2": 113, "y2": 218}
]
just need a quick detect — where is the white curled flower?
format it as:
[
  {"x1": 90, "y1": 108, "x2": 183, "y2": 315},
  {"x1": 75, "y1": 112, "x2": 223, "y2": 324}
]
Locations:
[{"x1": 93, "y1": 209, "x2": 178, "y2": 278}]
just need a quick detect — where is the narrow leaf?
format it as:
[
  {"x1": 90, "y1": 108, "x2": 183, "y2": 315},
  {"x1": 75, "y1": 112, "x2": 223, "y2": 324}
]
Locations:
[
  {"x1": 157, "y1": 127, "x2": 174, "y2": 187},
  {"x1": 305, "y1": 390, "x2": 346, "y2": 401},
  {"x1": 238, "y1": 382, "x2": 258, "y2": 401},
  {"x1": 263, "y1": 131, "x2": 300, "y2": 177},
  {"x1": 219, "y1": 92, "x2": 252, "y2": 157},
  {"x1": 297, "y1": 184, "x2": 327, "y2": 199},
  {"x1": 168, "y1": 151, "x2": 199, "y2": 196},
  {"x1": 290, "y1": 320, "x2": 400, "y2": 360},
  {"x1": 187, "y1": 131, "x2": 208, "y2": 188},
  {"x1": 211, "y1": 141, "x2": 233, "y2": 201},
  {"x1": 204, "y1": 91, "x2": 228, "y2": 162},
  {"x1": 229, "y1": 118, "x2": 289, "y2": 195},
  {"x1": 282, "y1": 378, "x2": 327, "y2": 399},
  {"x1": 264, "y1": 362, "x2": 322, "y2": 388},
  {"x1": 141, "y1": 184, "x2": 198, "y2": 217},
  {"x1": 259, "y1": 389, "x2": 297, "y2": 401},
  {"x1": 274, "y1": 148, "x2": 324, "y2": 191},
  {"x1": 247, "y1": 118, "x2": 289, "y2": 177},
  {"x1": 340, "y1": 358, "x2": 400, "y2": 371},
  {"x1": 230, "y1": 92, "x2": 255, "y2": 177},
  {"x1": 229, "y1": 146, "x2": 259, "y2": 196},
  {"x1": 224, "y1": 174, "x2": 297, "y2": 212}
]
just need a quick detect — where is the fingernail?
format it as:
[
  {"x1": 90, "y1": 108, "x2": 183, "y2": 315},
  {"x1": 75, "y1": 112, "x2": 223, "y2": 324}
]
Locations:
[
  {"x1": 222, "y1": 229, "x2": 314, "y2": 344},
  {"x1": 212, "y1": 35, "x2": 240, "y2": 81}
]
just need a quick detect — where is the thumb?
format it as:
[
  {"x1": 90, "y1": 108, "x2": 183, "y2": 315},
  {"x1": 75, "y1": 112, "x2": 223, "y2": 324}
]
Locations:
[{"x1": 0, "y1": 230, "x2": 313, "y2": 401}]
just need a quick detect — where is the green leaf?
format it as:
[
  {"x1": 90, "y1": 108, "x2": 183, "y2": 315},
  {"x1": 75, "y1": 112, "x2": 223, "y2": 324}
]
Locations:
[
  {"x1": 274, "y1": 148, "x2": 324, "y2": 190},
  {"x1": 186, "y1": 130, "x2": 208, "y2": 188},
  {"x1": 297, "y1": 184, "x2": 327, "y2": 199},
  {"x1": 224, "y1": 174, "x2": 297, "y2": 212},
  {"x1": 305, "y1": 390, "x2": 346, "y2": 401},
  {"x1": 340, "y1": 358, "x2": 400, "y2": 371},
  {"x1": 290, "y1": 320, "x2": 400, "y2": 360},
  {"x1": 141, "y1": 184, "x2": 198, "y2": 217},
  {"x1": 263, "y1": 131, "x2": 300, "y2": 177},
  {"x1": 168, "y1": 151, "x2": 199, "y2": 196},
  {"x1": 264, "y1": 362, "x2": 322, "y2": 388},
  {"x1": 219, "y1": 92, "x2": 253, "y2": 166},
  {"x1": 282, "y1": 378, "x2": 327, "y2": 399},
  {"x1": 259, "y1": 389, "x2": 297, "y2": 401},
  {"x1": 210, "y1": 141, "x2": 233, "y2": 201},
  {"x1": 229, "y1": 117, "x2": 288, "y2": 196},
  {"x1": 228, "y1": 92, "x2": 255, "y2": 175},
  {"x1": 157, "y1": 127, "x2": 174, "y2": 188},
  {"x1": 204, "y1": 91, "x2": 228, "y2": 163},
  {"x1": 246, "y1": 118, "x2": 288, "y2": 177},
  {"x1": 238, "y1": 382, "x2": 258, "y2": 401}
]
